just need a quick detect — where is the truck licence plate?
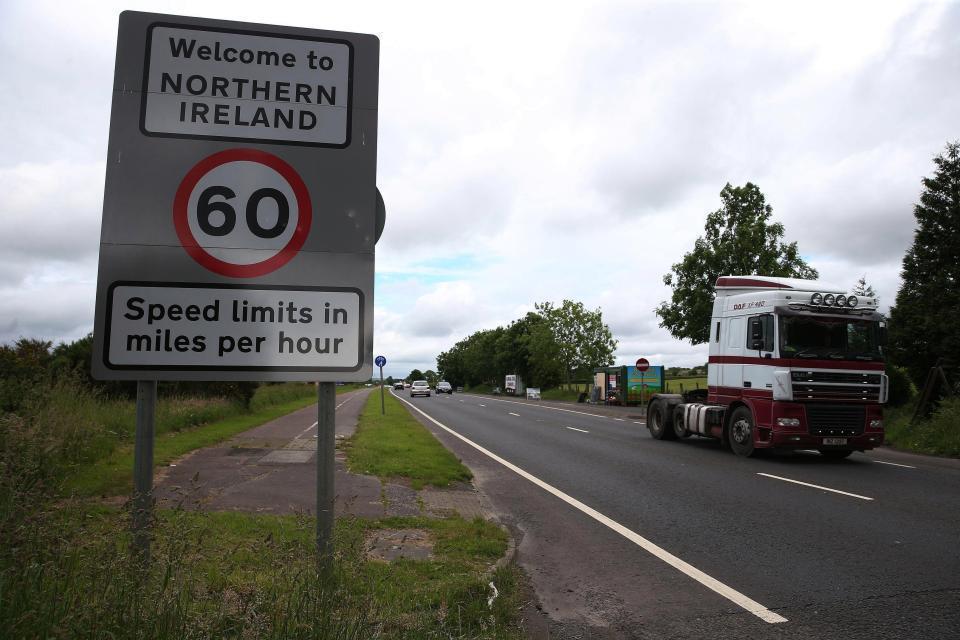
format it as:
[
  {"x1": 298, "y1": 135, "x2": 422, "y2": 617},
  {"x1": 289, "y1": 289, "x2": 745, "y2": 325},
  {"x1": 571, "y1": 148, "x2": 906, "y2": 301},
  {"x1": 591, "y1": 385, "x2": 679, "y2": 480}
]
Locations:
[{"x1": 822, "y1": 438, "x2": 848, "y2": 446}]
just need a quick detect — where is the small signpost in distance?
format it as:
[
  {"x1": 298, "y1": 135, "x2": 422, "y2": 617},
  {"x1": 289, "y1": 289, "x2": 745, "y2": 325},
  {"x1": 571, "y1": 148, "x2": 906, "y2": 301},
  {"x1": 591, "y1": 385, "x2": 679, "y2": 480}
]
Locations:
[{"x1": 636, "y1": 358, "x2": 650, "y2": 407}]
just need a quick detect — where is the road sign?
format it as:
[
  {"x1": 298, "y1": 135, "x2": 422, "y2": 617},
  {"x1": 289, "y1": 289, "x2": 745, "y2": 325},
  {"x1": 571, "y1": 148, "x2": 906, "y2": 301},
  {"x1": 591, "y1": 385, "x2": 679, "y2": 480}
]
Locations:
[
  {"x1": 636, "y1": 358, "x2": 650, "y2": 372},
  {"x1": 375, "y1": 355, "x2": 386, "y2": 368},
  {"x1": 92, "y1": 11, "x2": 379, "y2": 382},
  {"x1": 173, "y1": 148, "x2": 312, "y2": 277}
]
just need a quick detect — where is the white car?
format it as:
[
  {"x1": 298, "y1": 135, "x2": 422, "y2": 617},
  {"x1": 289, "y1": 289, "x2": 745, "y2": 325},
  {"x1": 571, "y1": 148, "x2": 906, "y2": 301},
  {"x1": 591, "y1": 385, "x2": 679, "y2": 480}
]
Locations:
[{"x1": 409, "y1": 380, "x2": 431, "y2": 397}]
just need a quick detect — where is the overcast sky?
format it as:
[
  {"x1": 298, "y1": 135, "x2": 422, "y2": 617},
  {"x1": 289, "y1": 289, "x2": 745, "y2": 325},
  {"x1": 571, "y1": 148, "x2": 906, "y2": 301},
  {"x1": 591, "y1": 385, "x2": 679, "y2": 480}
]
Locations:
[{"x1": 1, "y1": 0, "x2": 957, "y2": 380}]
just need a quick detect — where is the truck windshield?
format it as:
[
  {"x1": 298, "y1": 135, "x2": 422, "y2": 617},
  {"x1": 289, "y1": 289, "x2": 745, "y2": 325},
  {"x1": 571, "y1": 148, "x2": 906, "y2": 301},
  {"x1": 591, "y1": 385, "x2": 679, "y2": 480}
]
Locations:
[{"x1": 779, "y1": 315, "x2": 883, "y2": 361}]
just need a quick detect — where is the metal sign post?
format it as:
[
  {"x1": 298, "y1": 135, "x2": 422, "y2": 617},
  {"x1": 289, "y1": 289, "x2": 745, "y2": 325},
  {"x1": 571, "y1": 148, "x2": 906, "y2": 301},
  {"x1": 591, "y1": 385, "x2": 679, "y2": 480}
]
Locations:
[
  {"x1": 636, "y1": 358, "x2": 650, "y2": 411},
  {"x1": 132, "y1": 380, "x2": 157, "y2": 563},
  {"x1": 316, "y1": 381, "x2": 336, "y2": 572},
  {"x1": 375, "y1": 355, "x2": 386, "y2": 414}
]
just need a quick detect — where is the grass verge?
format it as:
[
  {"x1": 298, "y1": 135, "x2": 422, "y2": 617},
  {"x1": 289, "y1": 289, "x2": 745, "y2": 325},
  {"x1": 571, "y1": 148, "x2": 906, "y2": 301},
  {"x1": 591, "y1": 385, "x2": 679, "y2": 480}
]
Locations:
[
  {"x1": 61, "y1": 383, "x2": 363, "y2": 497},
  {"x1": 1, "y1": 503, "x2": 523, "y2": 639},
  {"x1": 344, "y1": 391, "x2": 472, "y2": 489},
  {"x1": 882, "y1": 397, "x2": 960, "y2": 457}
]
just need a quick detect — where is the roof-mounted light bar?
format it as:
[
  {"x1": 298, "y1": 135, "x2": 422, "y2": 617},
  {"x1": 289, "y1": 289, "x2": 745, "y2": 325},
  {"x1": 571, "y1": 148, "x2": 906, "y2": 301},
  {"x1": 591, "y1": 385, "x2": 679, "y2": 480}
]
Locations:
[{"x1": 809, "y1": 292, "x2": 860, "y2": 308}]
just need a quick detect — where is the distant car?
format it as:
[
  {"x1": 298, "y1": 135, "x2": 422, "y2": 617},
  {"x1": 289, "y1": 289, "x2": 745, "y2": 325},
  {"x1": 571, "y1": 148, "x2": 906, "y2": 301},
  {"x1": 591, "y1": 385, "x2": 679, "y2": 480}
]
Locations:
[
  {"x1": 410, "y1": 380, "x2": 431, "y2": 397},
  {"x1": 436, "y1": 381, "x2": 453, "y2": 394},
  {"x1": 393, "y1": 381, "x2": 405, "y2": 390}
]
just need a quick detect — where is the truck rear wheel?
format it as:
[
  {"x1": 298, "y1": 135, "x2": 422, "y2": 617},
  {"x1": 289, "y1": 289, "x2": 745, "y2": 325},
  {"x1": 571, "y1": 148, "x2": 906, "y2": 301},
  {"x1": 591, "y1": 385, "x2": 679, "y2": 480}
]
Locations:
[
  {"x1": 728, "y1": 407, "x2": 756, "y2": 457},
  {"x1": 647, "y1": 400, "x2": 676, "y2": 440}
]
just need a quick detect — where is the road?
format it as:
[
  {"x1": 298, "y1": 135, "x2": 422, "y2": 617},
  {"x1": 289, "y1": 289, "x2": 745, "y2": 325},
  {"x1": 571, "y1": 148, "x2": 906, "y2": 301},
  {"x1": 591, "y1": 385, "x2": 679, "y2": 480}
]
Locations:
[{"x1": 393, "y1": 390, "x2": 960, "y2": 640}]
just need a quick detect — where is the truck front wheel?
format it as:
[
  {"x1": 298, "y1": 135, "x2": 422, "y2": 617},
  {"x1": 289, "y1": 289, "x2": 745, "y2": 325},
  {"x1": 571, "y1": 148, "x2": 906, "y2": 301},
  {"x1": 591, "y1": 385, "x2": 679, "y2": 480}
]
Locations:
[
  {"x1": 728, "y1": 407, "x2": 756, "y2": 457},
  {"x1": 647, "y1": 401, "x2": 676, "y2": 440}
]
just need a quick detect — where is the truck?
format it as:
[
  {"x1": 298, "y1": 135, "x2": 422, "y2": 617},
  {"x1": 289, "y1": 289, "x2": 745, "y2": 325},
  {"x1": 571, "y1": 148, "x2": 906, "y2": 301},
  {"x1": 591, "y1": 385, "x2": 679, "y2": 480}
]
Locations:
[{"x1": 647, "y1": 276, "x2": 887, "y2": 458}]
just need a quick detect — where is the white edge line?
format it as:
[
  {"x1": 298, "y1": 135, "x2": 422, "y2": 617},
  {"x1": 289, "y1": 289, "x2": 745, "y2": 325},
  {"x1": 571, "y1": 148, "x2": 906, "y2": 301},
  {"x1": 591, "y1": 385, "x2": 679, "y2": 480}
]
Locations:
[
  {"x1": 872, "y1": 460, "x2": 916, "y2": 469},
  {"x1": 757, "y1": 473, "x2": 874, "y2": 501},
  {"x1": 566, "y1": 426, "x2": 590, "y2": 433},
  {"x1": 394, "y1": 393, "x2": 788, "y2": 624}
]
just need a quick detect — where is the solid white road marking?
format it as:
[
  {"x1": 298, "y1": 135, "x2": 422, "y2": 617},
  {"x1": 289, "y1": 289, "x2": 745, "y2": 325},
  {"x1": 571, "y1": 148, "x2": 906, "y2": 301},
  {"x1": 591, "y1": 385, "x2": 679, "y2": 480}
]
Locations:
[
  {"x1": 614, "y1": 418, "x2": 625, "y2": 422},
  {"x1": 395, "y1": 394, "x2": 788, "y2": 624},
  {"x1": 479, "y1": 404, "x2": 486, "y2": 407},
  {"x1": 509, "y1": 412, "x2": 521, "y2": 417},
  {"x1": 566, "y1": 426, "x2": 590, "y2": 433},
  {"x1": 757, "y1": 473, "x2": 874, "y2": 501},
  {"x1": 633, "y1": 421, "x2": 644, "y2": 425},
  {"x1": 872, "y1": 460, "x2": 917, "y2": 469}
]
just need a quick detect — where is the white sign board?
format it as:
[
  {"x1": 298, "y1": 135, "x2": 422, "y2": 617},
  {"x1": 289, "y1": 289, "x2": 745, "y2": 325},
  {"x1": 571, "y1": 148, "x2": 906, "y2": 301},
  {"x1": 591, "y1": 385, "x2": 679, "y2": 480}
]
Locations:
[
  {"x1": 106, "y1": 284, "x2": 362, "y2": 371},
  {"x1": 143, "y1": 24, "x2": 352, "y2": 146}
]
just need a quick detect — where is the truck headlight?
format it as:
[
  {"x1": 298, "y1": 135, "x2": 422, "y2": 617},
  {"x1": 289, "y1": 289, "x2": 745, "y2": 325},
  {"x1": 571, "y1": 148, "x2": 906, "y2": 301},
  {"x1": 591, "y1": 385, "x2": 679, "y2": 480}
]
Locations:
[
  {"x1": 869, "y1": 419, "x2": 883, "y2": 429},
  {"x1": 824, "y1": 293, "x2": 836, "y2": 306},
  {"x1": 810, "y1": 293, "x2": 823, "y2": 305},
  {"x1": 836, "y1": 295, "x2": 847, "y2": 307},
  {"x1": 776, "y1": 417, "x2": 800, "y2": 427},
  {"x1": 847, "y1": 296, "x2": 858, "y2": 308}
]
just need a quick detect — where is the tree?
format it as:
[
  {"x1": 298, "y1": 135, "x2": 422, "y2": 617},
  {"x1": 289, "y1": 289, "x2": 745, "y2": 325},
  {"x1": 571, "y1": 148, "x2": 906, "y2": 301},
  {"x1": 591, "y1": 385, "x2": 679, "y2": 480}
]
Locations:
[
  {"x1": 408, "y1": 368, "x2": 424, "y2": 381},
  {"x1": 656, "y1": 182, "x2": 818, "y2": 344},
  {"x1": 887, "y1": 142, "x2": 960, "y2": 388},
  {"x1": 852, "y1": 276, "x2": 877, "y2": 303},
  {"x1": 535, "y1": 300, "x2": 617, "y2": 381}
]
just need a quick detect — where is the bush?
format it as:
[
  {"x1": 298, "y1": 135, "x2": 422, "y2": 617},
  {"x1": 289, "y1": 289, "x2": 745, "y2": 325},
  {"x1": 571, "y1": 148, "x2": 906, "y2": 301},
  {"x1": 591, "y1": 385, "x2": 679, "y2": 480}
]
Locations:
[{"x1": 886, "y1": 365, "x2": 915, "y2": 407}]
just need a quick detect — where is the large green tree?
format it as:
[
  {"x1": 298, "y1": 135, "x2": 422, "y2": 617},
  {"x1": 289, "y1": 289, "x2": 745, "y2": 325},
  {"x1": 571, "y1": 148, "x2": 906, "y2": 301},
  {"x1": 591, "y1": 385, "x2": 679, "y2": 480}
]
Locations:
[
  {"x1": 656, "y1": 182, "x2": 818, "y2": 344},
  {"x1": 535, "y1": 300, "x2": 617, "y2": 381},
  {"x1": 887, "y1": 141, "x2": 960, "y2": 388}
]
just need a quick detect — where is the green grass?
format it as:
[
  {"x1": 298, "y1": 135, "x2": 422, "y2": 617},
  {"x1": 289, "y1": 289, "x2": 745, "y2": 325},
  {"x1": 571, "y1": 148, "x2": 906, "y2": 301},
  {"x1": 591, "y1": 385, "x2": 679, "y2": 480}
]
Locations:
[
  {"x1": 664, "y1": 376, "x2": 707, "y2": 393},
  {"x1": 883, "y1": 397, "x2": 960, "y2": 457},
  {"x1": 539, "y1": 388, "x2": 581, "y2": 401},
  {"x1": 0, "y1": 502, "x2": 523, "y2": 639},
  {"x1": 64, "y1": 387, "x2": 321, "y2": 497},
  {"x1": 344, "y1": 391, "x2": 472, "y2": 489}
]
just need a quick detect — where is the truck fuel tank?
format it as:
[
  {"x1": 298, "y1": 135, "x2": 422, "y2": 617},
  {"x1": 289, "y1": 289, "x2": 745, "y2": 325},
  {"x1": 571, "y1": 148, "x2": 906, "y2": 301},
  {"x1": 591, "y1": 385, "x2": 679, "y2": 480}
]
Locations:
[{"x1": 679, "y1": 403, "x2": 726, "y2": 438}]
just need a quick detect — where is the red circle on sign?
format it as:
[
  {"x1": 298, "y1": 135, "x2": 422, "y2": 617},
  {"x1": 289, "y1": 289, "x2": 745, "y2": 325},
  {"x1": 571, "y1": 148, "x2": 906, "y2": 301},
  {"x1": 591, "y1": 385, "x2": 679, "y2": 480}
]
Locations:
[
  {"x1": 173, "y1": 148, "x2": 312, "y2": 278},
  {"x1": 636, "y1": 358, "x2": 650, "y2": 372}
]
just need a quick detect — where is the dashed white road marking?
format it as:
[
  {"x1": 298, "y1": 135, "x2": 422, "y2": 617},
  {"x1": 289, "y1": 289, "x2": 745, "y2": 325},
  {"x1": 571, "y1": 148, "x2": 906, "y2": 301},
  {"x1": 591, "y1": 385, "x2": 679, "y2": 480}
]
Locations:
[
  {"x1": 566, "y1": 426, "x2": 590, "y2": 433},
  {"x1": 872, "y1": 460, "x2": 916, "y2": 469},
  {"x1": 304, "y1": 392, "x2": 356, "y2": 437},
  {"x1": 614, "y1": 418, "x2": 625, "y2": 422},
  {"x1": 473, "y1": 394, "x2": 610, "y2": 419},
  {"x1": 757, "y1": 473, "x2": 874, "y2": 501},
  {"x1": 479, "y1": 404, "x2": 486, "y2": 407},
  {"x1": 394, "y1": 394, "x2": 787, "y2": 624},
  {"x1": 509, "y1": 412, "x2": 521, "y2": 417}
]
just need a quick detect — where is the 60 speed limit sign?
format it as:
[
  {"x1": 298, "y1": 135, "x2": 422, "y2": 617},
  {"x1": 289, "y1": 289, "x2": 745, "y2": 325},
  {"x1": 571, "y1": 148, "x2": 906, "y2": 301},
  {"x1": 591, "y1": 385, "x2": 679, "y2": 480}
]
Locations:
[{"x1": 173, "y1": 148, "x2": 312, "y2": 278}]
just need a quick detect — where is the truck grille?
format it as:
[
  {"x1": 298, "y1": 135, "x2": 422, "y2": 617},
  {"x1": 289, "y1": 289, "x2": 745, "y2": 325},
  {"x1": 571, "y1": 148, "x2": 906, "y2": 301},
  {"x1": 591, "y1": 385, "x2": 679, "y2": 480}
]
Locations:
[
  {"x1": 791, "y1": 370, "x2": 881, "y2": 401},
  {"x1": 805, "y1": 404, "x2": 866, "y2": 436}
]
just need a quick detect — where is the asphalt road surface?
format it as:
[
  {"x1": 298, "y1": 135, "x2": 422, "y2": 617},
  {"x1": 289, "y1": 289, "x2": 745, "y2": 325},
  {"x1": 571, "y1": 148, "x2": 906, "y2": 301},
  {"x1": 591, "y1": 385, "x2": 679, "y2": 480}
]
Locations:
[{"x1": 392, "y1": 390, "x2": 960, "y2": 640}]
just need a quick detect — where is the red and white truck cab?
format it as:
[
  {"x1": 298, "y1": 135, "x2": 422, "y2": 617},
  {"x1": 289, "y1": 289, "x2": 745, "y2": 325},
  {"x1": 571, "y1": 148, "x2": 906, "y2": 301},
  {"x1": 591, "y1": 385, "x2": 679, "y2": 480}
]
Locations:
[{"x1": 647, "y1": 276, "x2": 887, "y2": 458}]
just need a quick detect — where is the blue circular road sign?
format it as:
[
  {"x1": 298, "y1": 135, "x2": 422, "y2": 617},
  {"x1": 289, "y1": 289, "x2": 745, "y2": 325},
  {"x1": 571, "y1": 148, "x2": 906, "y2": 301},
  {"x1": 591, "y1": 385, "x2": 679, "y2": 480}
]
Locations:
[{"x1": 375, "y1": 355, "x2": 386, "y2": 368}]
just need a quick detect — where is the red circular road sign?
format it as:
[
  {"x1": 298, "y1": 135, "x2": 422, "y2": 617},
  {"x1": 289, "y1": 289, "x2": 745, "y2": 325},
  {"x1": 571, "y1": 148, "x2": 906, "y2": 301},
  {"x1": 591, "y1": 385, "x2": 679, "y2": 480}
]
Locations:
[
  {"x1": 636, "y1": 358, "x2": 650, "y2": 372},
  {"x1": 173, "y1": 148, "x2": 312, "y2": 278}
]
